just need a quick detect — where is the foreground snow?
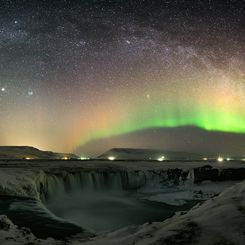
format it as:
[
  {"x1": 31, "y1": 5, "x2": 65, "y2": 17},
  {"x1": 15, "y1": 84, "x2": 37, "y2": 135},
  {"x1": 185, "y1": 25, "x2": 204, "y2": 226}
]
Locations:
[
  {"x1": 139, "y1": 180, "x2": 237, "y2": 206},
  {"x1": 0, "y1": 160, "x2": 245, "y2": 244},
  {"x1": 81, "y1": 180, "x2": 245, "y2": 245},
  {"x1": 0, "y1": 215, "x2": 62, "y2": 245},
  {"x1": 0, "y1": 180, "x2": 245, "y2": 244}
]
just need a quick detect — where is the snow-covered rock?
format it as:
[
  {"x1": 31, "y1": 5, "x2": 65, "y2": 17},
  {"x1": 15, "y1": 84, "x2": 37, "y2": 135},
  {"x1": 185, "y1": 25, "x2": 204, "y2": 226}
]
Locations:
[
  {"x1": 80, "y1": 180, "x2": 245, "y2": 245},
  {"x1": 0, "y1": 169, "x2": 44, "y2": 199},
  {"x1": 0, "y1": 162, "x2": 244, "y2": 205},
  {"x1": 2, "y1": 180, "x2": 244, "y2": 244},
  {"x1": 0, "y1": 215, "x2": 62, "y2": 244},
  {"x1": 1, "y1": 160, "x2": 245, "y2": 244}
]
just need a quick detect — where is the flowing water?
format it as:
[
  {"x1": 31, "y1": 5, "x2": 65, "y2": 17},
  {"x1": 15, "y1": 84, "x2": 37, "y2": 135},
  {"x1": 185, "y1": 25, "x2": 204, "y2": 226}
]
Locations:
[
  {"x1": 44, "y1": 171, "x2": 194, "y2": 233},
  {"x1": 0, "y1": 171, "x2": 197, "y2": 239}
]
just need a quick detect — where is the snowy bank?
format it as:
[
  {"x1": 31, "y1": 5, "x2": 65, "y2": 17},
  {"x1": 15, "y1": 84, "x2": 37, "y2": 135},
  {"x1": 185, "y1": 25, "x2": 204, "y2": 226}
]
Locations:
[
  {"x1": 81, "y1": 180, "x2": 245, "y2": 245},
  {"x1": 0, "y1": 179, "x2": 245, "y2": 244}
]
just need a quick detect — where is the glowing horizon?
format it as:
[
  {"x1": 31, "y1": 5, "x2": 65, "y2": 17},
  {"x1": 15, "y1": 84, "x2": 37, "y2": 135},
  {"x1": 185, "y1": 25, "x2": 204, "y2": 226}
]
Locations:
[
  {"x1": 69, "y1": 75, "x2": 245, "y2": 151},
  {"x1": 0, "y1": 1, "x2": 244, "y2": 154}
]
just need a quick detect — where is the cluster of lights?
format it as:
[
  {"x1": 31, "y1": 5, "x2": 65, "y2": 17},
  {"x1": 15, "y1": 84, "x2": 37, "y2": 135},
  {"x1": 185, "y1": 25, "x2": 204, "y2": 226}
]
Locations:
[
  {"x1": 217, "y1": 157, "x2": 234, "y2": 162},
  {"x1": 203, "y1": 157, "x2": 235, "y2": 162},
  {"x1": 157, "y1": 156, "x2": 165, "y2": 162}
]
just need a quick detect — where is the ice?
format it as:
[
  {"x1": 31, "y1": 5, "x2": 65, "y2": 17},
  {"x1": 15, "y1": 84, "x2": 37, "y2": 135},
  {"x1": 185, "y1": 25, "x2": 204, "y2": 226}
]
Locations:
[{"x1": 0, "y1": 160, "x2": 245, "y2": 244}]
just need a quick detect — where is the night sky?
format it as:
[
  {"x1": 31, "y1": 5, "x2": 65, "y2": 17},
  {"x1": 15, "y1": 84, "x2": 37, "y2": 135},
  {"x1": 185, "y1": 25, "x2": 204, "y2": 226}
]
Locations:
[{"x1": 0, "y1": 0, "x2": 245, "y2": 156}]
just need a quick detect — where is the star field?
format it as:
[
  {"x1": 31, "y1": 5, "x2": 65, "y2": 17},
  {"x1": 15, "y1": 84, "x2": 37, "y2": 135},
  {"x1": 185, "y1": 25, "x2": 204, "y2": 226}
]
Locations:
[{"x1": 0, "y1": 0, "x2": 245, "y2": 154}]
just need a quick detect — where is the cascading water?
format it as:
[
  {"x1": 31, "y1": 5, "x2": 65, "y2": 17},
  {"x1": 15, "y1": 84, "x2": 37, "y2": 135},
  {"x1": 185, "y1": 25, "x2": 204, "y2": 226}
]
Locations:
[
  {"x1": 1, "y1": 165, "x2": 241, "y2": 238},
  {"x1": 42, "y1": 170, "x2": 190, "y2": 232}
]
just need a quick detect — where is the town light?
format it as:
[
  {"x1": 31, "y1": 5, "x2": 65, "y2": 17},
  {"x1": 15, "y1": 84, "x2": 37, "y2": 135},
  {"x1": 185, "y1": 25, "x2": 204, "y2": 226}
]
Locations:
[
  {"x1": 80, "y1": 156, "x2": 89, "y2": 160},
  {"x1": 157, "y1": 156, "x2": 165, "y2": 161},
  {"x1": 217, "y1": 157, "x2": 224, "y2": 163},
  {"x1": 108, "y1": 156, "x2": 116, "y2": 161}
]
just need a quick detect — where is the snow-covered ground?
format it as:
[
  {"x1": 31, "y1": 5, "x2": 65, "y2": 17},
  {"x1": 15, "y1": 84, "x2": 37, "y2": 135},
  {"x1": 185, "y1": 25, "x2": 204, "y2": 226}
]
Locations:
[
  {"x1": 0, "y1": 160, "x2": 245, "y2": 244},
  {"x1": 1, "y1": 180, "x2": 245, "y2": 244},
  {"x1": 0, "y1": 160, "x2": 244, "y2": 202},
  {"x1": 138, "y1": 180, "x2": 238, "y2": 206},
  {"x1": 0, "y1": 215, "x2": 62, "y2": 245},
  {"x1": 81, "y1": 180, "x2": 245, "y2": 245}
]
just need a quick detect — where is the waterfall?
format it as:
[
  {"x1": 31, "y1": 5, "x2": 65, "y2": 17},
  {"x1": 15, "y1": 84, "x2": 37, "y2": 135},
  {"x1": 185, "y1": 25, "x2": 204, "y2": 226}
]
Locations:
[
  {"x1": 1, "y1": 165, "x2": 244, "y2": 236},
  {"x1": 41, "y1": 169, "x2": 192, "y2": 232},
  {"x1": 36, "y1": 168, "x2": 192, "y2": 203},
  {"x1": 1, "y1": 165, "x2": 244, "y2": 201}
]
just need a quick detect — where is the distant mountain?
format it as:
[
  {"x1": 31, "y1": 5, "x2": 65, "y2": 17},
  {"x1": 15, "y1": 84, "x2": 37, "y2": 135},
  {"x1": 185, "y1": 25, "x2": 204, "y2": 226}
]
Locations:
[
  {"x1": 76, "y1": 126, "x2": 245, "y2": 157},
  {"x1": 97, "y1": 148, "x2": 208, "y2": 160},
  {"x1": 0, "y1": 146, "x2": 78, "y2": 160}
]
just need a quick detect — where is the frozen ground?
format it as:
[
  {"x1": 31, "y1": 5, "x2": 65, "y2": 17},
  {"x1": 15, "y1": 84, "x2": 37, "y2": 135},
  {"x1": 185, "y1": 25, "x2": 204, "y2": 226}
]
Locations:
[
  {"x1": 0, "y1": 159, "x2": 245, "y2": 244},
  {"x1": 0, "y1": 180, "x2": 245, "y2": 244},
  {"x1": 82, "y1": 180, "x2": 245, "y2": 245},
  {"x1": 0, "y1": 159, "x2": 244, "y2": 202}
]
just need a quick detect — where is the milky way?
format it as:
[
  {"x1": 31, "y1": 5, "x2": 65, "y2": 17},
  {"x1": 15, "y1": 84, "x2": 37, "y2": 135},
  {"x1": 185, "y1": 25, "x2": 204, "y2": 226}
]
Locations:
[{"x1": 0, "y1": 1, "x2": 245, "y2": 154}]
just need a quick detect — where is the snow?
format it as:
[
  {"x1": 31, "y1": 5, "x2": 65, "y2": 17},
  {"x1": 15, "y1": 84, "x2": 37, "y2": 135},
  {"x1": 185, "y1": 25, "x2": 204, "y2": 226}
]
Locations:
[
  {"x1": 80, "y1": 180, "x2": 245, "y2": 245},
  {"x1": 0, "y1": 161, "x2": 243, "y2": 202},
  {"x1": 0, "y1": 215, "x2": 61, "y2": 245},
  {"x1": 0, "y1": 160, "x2": 245, "y2": 244},
  {"x1": 139, "y1": 180, "x2": 238, "y2": 206},
  {"x1": 0, "y1": 160, "x2": 244, "y2": 211},
  {"x1": 0, "y1": 179, "x2": 245, "y2": 244},
  {"x1": 2, "y1": 176, "x2": 243, "y2": 245},
  {"x1": 0, "y1": 169, "x2": 44, "y2": 199}
]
